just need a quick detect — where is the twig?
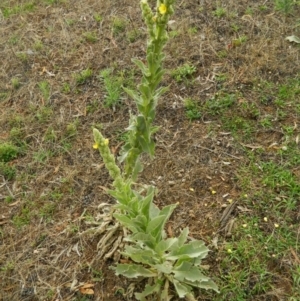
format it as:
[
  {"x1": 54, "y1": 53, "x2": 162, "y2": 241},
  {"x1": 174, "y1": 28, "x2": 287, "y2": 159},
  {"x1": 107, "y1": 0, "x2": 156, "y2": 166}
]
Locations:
[{"x1": 193, "y1": 144, "x2": 241, "y2": 160}]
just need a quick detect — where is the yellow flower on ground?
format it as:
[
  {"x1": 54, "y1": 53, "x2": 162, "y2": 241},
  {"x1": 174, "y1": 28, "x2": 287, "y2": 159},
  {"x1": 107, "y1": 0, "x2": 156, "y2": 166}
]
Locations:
[
  {"x1": 93, "y1": 142, "x2": 99, "y2": 149},
  {"x1": 159, "y1": 3, "x2": 167, "y2": 15}
]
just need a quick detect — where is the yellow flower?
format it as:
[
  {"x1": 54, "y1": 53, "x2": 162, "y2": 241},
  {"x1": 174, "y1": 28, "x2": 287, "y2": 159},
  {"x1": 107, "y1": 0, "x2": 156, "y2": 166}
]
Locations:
[
  {"x1": 159, "y1": 3, "x2": 167, "y2": 15},
  {"x1": 93, "y1": 142, "x2": 99, "y2": 149},
  {"x1": 104, "y1": 139, "x2": 109, "y2": 146}
]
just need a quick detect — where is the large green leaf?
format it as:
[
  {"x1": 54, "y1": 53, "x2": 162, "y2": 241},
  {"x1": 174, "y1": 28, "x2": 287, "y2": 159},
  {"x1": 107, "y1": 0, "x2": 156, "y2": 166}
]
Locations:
[
  {"x1": 131, "y1": 215, "x2": 148, "y2": 232},
  {"x1": 153, "y1": 85, "x2": 169, "y2": 99},
  {"x1": 138, "y1": 83, "x2": 152, "y2": 101},
  {"x1": 173, "y1": 262, "x2": 209, "y2": 282},
  {"x1": 172, "y1": 279, "x2": 193, "y2": 298},
  {"x1": 149, "y1": 202, "x2": 160, "y2": 219},
  {"x1": 132, "y1": 58, "x2": 151, "y2": 77},
  {"x1": 183, "y1": 278, "x2": 219, "y2": 292},
  {"x1": 108, "y1": 189, "x2": 129, "y2": 205},
  {"x1": 137, "y1": 135, "x2": 154, "y2": 156},
  {"x1": 122, "y1": 245, "x2": 157, "y2": 265},
  {"x1": 159, "y1": 203, "x2": 177, "y2": 221},
  {"x1": 131, "y1": 156, "x2": 144, "y2": 180},
  {"x1": 151, "y1": 69, "x2": 165, "y2": 89},
  {"x1": 155, "y1": 237, "x2": 178, "y2": 255},
  {"x1": 146, "y1": 215, "x2": 166, "y2": 237},
  {"x1": 139, "y1": 186, "x2": 155, "y2": 219},
  {"x1": 129, "y1": 232, "x2": 156, "y2": 249},
  {"x1": 123, "y1": 86, "x2": 142, "y2": 103},
  {"x1": 114, "y1": 263, "x2": 156, "y2": 278},
  {"x1": 135, "y1": 282, "x2": 162, "y2": 301},
  {"x1": 177, "y1": 227, "x2": 189, "y2": 248},
  {"x1": 113, "y1": 213, "x2": 138, "y2": 233},
  {"x1": 168, "y1": 240, "x2": 208, "y2": 261},
  {"x1": 154, "y1": 261, "x2": 173, "y2": 274},
  {"x1": 147, "y1": 203, "x2": 177, "y2": 242}
]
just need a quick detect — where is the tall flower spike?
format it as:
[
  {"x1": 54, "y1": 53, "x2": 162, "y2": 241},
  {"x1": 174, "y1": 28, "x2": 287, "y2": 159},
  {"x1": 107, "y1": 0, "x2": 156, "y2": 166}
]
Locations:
[{"x1": 93, "y1": 128, "x2": 121, "y2": 181}]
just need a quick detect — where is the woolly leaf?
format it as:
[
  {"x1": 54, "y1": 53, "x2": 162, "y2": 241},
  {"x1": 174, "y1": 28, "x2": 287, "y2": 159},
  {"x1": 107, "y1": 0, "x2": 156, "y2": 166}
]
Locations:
[{"x1": 113, "y1": 263, "x2": 156, "y2": 278}]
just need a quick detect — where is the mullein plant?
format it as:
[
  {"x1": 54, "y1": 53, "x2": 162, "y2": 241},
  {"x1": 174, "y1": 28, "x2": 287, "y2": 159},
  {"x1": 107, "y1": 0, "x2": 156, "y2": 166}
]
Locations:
[{"x1": 92, "y1": 1, "x2": 219, "y2": 300}]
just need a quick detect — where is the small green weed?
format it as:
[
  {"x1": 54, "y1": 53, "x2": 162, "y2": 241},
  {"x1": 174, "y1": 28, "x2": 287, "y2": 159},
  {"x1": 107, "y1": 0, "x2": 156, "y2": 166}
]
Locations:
[
  {"x1": 188, "y1": 27, "x2": 198, "y2": 35},
  {"x1": 183, "y1": 98, "x2": 201, "y2": 120},
  {"x1": 4, "y1": 196, "x2": 15, "y2": 204},
  {"x1": 217, "y1": 50, "x2": 228, "y2": 58},
  {"x1": 99, "y1": 68, "x2": 123, "y2": 107},
  {"x1": 39, "y1": 203, "x2": 56, "y2": 221},
  {"x1": 91, "y1": 268, "x2": 104, "y2": 282},
  {"x1": 0, "y1": 143, "x2": 19, "y2": 162},
  {"x1": 36, "y1": 106, "x2": 53, "y2": 123},
  {"x1": 8, "y1": 114, "x2": 24, "y2": 128},
  {"x1": 8, "y1": 35, "x2": 19, "y2": 45},
  {"x1": 169, "y1": 30, "x2": 179, "y2": 38},
  {"x1": 259, "y1": 5, "x2": 268, "y2": 11},
  {"x1": 61, "y1": 82, "x2": 71, "y2": 94},
  {"x1": 0, "y1": 261, "x2": 15, "y2": 272},
  {"x1": 12, "y1": 206, "x2": 31, "y2": 228},
  {"x1": 215, "y1": 74, "x2": 228, "y2": 83},
  {"x1": 0, "y1": 163, "x2": 16, "y2": 180},
  {"x1": 93, "y1": 13, "x2": 102, "y2": 22},
  {"x1": 261, "y1": 161, "x2": 300, "y2": 198},
  {"x1": 82, "y1": 31, "x2": 98, "y2": 43},
  {"x1": 126, "y1": 29, "x2": 143, "y2": 43},
  {"x1": 213, "y1": 7, "x2": 226, "y2": 18},
  {"x1": 116, "y1": 130, "x2": 130, "y2": 143},
  {"x1": 43, "y1": 0, "x2": 63, "y2": 4},
  {"x1": 171, "y1": 63, "x2": 196, "y2": 83},
  {"x1": 231, "y1": 23, "x2": 240, "y2": 32},
  {"x1": 65, "y1": 120, "x2": 79, "y2": 138},
  {"x1": 33, "y1": 39, "x2": 43, "y2": 51},
  {"x1": 204, "y1": 93, "x2": 236, "y2": 115},
  {"x1": 223, "y1": 116, "x2": 253, "y2": 138},
  {"x1": 112, "y1": 17, "x2": 126, "y2": 35},
  {"x1": 231, "y1": 35, "x2": 247, "y2": 47},
  {"x1": 245, "y1": 7, "x2": 254, "y2": 15},
  {"x1": 16, "y1": 52, "x2": 28, "y2": 63},
  {"x1": 75, "y1": 68, "x2": 93, "y2": 85},
  {"x1": 11, "y1": 78, "x2": 20, "y2": 89},
  {"x1": 33, "y1": 149, "x2": 52, "y2": 163},
  {"x1": 44, "y1": 126, "x2": 57, "y2": 142},
  {"x1": 10, "y1": 127, "x2": 26, "y2": 147},
  {"x1": 259, "y1": 115, "x2": 273, "y2": 128},
  {"x1": 277, "y1": 142, "x2": 300, "y2": 167},
  {"x1": 38, "y1": 81, "x2": 51, "y2": 101},
  {"x1": 274, "y1": 0, "x2": 295, "y2": 14},
  {"x1": 0, "y1": 92, "x2": 9, "y2": 101},
  {"x1": 86, "y1": 100, "x2": 100, "y2": 114},
  {"x1": 240, "y1": 102, "x2": 260, "y2": 119},
  {"x1": 65, "y1": 18, "x2": 75, "y2": 26},
  {"x1": 2, "y1": 2, "x2": 35, "y2": 18}
]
